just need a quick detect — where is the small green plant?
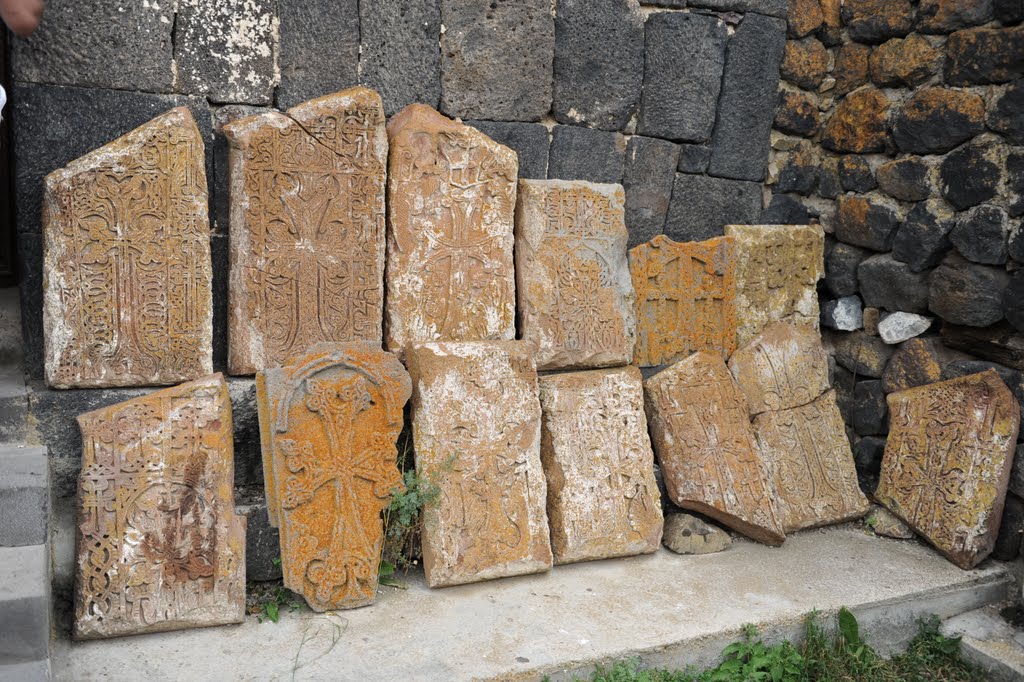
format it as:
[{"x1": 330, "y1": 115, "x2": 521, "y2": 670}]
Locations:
[{"x1": 256, "y1": 585, "x2": 301, "y2": 624}]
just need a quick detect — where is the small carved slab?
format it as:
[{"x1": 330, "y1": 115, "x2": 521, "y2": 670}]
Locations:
[
  {"x1": 644, "y1": 352, "x2": 786, "y2": 546},
  {"x1": 44, "y1": 107, "x2": 212, "y2": 388},
  {"x1": 225, "y1": 88, "x2": 388, "y2": 375},
  {"x1": 74, "y1": 374, "x2": 245, "y2": 640},
  {"x1": 537, "y1": 366, "x2": 662, "y2": 565},
  {"x1": 629, "y1": 235, "x2": 737, "y2": 368},
  {"x1": 724, "y1": 224, "x2": 825, "y2": 348},
  {"x1": 516, "y1": 180, "x2": 636, "y2": 370},
  {"x1": 753, "y1": 390, "x2": 870, "y2": 532},
  {"x1": 385, "y1": 105, "x2": 518, "y2": 359},
  {"x1": 407, "y1": 341, "x2": 552, "y2": 587},
  {"x1": 256, "y1": 342, "x2": 411, "y2": 611},
  {"x1": 876, "y1": 370, "x2": 1020, "y2": 569}
]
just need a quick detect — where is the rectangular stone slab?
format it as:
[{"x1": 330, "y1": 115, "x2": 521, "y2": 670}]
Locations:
[
  {"x1": 385, "y1": 105, "x2": 518, "y2": 359},
  {"x1": 43, "y1": 107, "x2": 212, "y2": 388},
  {"x1": 74, "y1": 374, "x2": 245, "y2": 640},
  {"x1": 629, "y1": 235, "x2": 736, "y2": 368},
  {"x1": 515, "y1": 179, "x2": 636, "y2": 370},
  {"x1": 723, "y1": 224, "x2": 824, "y2": 348},
  {"x1": 876, "y1": 370, "x2": 1020, "y2": 569},
  {"x1": 407, "y1": 341, "x2": 552, "y2": 587},
  {"x1": 644, "y1": 352, "x2": 785, "y2": 546},
  {"x1": 537, "y1": 366, "x2": 662, "y2": 565},
  {"x1": 256, "y1": 342, "x2": 411, "y2": 611},
  {"x1": 224, "y1": 87, "x2": 388, "y2": 375}
]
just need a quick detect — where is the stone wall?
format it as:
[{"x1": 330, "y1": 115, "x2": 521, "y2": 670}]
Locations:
[{"x1": 768, "y1": 0, "x2": 1024, "y2": 558}]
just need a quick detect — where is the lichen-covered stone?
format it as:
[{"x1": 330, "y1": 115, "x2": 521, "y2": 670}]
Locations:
[
  {"x1": 761, "y1": 195, "x2": 814, "y2": 225},
  {"x1": 951, "y1": 205, "x2": 1010, "y2": 265},
  {"x1": 832, "y1": 330, "x2": 896, "y2": 378},
  {"x1": 664, "y1": 174, "x2": 763, "y2": 242},
  {"x1": 822, "y1": 296, "x2": 864, "y2": 332},
  {"x1": 825, "y1": 243, "x2": 871, "y2": 297},
  {"x1": 892, "y1": 199, "x2": 954, "y2": 272},
  {"x1": 876, "y1": 157, "x2": 932, "y2": 202},
  {"x1": 822, "y1": 88, "x2": 891, "y2": 154},
  {"x1": 842, "y1": 0, "x2": 915, "y2": 44},
  {"x1": 465, "y1": 121, "x2": 550, "y2": 180},
  {"x1": 930, "y1": 254, "x2": 1011, "y2": 327},
  {"x1": 278, "y1": 0, "x2": 360, "y2": 110},
  {"x1": 941, "y1": 140, "x2": 1004, "y2": 212},
  {"x1": 869, "y1": 35, "x2": 942, "y2": 87},
  {"x1": 867, "y1": 505, "x2": 915, "y2": 539},
  {"x1": 918, "y1": 0, "x2": 995, "y2": 33},
  {"x1": 774, "y1": 143, "x2": 820, "y2": 196},
  {"x1": 661, "y1": 514, "x2": 730, "y2": 555},
  {"x1": 882, "y1": 338, "x2": 956, "y2": 393},
  {"x1": 945, "y1": 26, "x2": 1024, "y2": 86},
  {"x1": 988, "y1": 80, "x2": 1024, "y2": 146},
  {"x1": 858, "y1": 254, "x2": 930, "y2": 314},
  {"x1": 623, "y1": 137, "x2": 679, "y2": 248},
  {"x1": 863, "y1": 307, "x2": 882, "y2": 337},
  {"x1": 834, "y1": 195, "x2": 900, "y2": 252},
  {"x1": 838, "y1": 155, "x2": 876, "y2": 193},
  {"x1": 834, "y1": 44, "x2": 871, "y2": 96},
  {"x1": 358, "y1": 0, "x2": 441, "y2": 115},
  {"x1": 891, "y1": 88, "x2": 986, "y2": 155},
  {"x1": 775, "y1": 90, "x2": 821, "y2": 137},
  {"x1": 782, "y1": 38, "x2": 830, "y2": 90},
  {"x1": 548, "y1": 126, "x2": 626, "y2": 185}
]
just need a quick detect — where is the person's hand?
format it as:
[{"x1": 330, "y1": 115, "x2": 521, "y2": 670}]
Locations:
[{"x1": 0, "y1": 0, "x2": 43, "y2": 37}]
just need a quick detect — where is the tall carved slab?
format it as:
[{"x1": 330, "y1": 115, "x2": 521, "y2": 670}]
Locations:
[
  {"x1": 876, "y1": 370, "x2": 1020, "y2": 569},
  {"x1": 644, "y1": 352, "x2": 785, "y2": 546},
  {"x1": 385, "y1": 105, "x2": 518, "y2": 358},
  {"x1": 43, "y1": 107, "x2": 212, "y2": 388},
  {"x1": 629, "y1": 235, "x2": 736, "y2": 368},
  {"x1": 407, "y1": 341, "x2": 552, "y2": 587},
  {"x1": 538, "y1": 367, "x2": 662, "y2": 564},
  {"x1": 256, "y1": 343, "x2": 410, "y2": 611},
  {"x1": 723, "y1": 224, "x2": 825, "y2": 347},
  {"x1": 515, "y1": 180, "x2": 636, "y2": 370},
  {"x1": 225, "y1": 88, "x2": 388, "y2": 375},
  {"x1": 74, "y1": 374, "x2": 245, "y2": 640}
]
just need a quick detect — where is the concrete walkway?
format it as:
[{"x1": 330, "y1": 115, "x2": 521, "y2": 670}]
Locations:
[{"x1": 52, "y1": 526, "x2": 1013, "y2": 682}]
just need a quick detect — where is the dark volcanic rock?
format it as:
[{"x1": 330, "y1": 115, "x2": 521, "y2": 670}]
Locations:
[
  {"x1": 876, "y1": 157, "x2": 932, "y2": 202},
  {"x1": 945, "y1": 26, "x2": 1024, "y2": 86},
  {"x1": 853, "y1": 436, "x2": 887, "y2": 494},
  {"x1": 831, "y1": 330, "x2": 896, "y2": 378},
  {"x1": 892, "y1": 199, "x2": 955, "y2": 272},
  {"x1": 465, "y1": 121, "x2": 550, "y2": 180},
  {"x1": 775, "y1": 90, "x2": 820, "y2": 137},
  {"x1": 834, "y1": 44, "x2": 872, "y2": 96},
  {"x1": 774, "y1": 144, "x2": 819, "y2": 195},
  {"x1": 989, "y1": 80, "x2": 1024, "y2": 146},
  {"x1": 917, "y1": 0, "x2": 995, "y2": 33},
  {"x1": 623, "y1": 136, "x2": 680, "y2": 247},
  {"x1": 359, "y1": 0, "x2": 441, "y2": 115},
  {"x1": 940, "y1": 141, "x2": 1002, "y2": 211},
  {"x1": 677, "y1": 144, "x2": 712, "y2": 174},
  {"x1": 835, "y1": 196, "x2": 901, "y2": 251},
  {"x1": 858, "y1": 254, "x2": 930, "y2": 314},
  {"x1": 822, "y1": 88, "x2": 891, "y2": 154},
  {"x1": 851, "y1": 380, "x2": 889, "y2": 436},
  {"x1": 781, "y1": 38, "x2": 830, "y2": 90},
  {"x1": 548, "y1": 125, "x2": 626, "y2": 184},
  {"x1": 826, "y1": 242, "x2": 872, "y2": 297},
  {"x1": 943, "y1": 322, "x2": 1024, "y2": 372},
  {"x1": 995, "y1": 0, "x2": 1024, "y2": 23},
  {"x1": 951, "y1": 205, "x2": 1010, "y2": 265},
  {"x1": 838, "y1": 156, "x2": 876, "y2": 193},
  {"x1": 891, "y1": 88, "x2": 986, "y2": 155},
  {"x1": 883, "y1": 338, "x2": 960, "y2": 393},
  {"x1": 761, "y1": 195, "x2": 814, "y2": 225},
  {"x1": 664, "y1": 174, "x2": 763, "y2": 242},
  {"x1": 842, "y1": 0, "x2": 915, "y2": 44},
  {"x1": 1005, "y1": 271, "x2": 1024, "y2": 332},
  {"x1": 993, "y1": 494, "x2": 1024, "y2": 561},
  {"x1": 929, "y1": 253, "x2": 1011, "y2": 327},
  {"x1": 869, "y1": 35, "x2": 942, "y2": 87}
]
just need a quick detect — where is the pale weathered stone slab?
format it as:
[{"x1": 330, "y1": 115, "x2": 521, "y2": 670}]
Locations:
[
  {"x1": 876, "y1": 370, "x2": 1020, "y2": 569},
  {"x1": 256, "y1": 342, "x2": 410, "y2": 611},
  {"x1": 754, "y1": 390, "x2": 870, "y2": 532},
  {"x1": 74, "y1": 374, "x2": 244, "y2": 640},
  {"x1": 43, "y1": 107, "x2": 212, "y2": 388},
  {"x1": 537, "y1": 366, "x2": 662, "y2": 565},
  {"x1": 629, "y1": 235, "x2": 736, "y2": 368},
  {"x1": 225, "y1": 88, "x2": 388, "y2": 375},
  {"x1": 661, "y1": 513, "x2": 731, "y2": 555},
  {"x1": 385, "y1": 105, "x2": 518, "y2": 359},
  {"x1": 724, "y1": 224, "x2": 825, "y2": 347},
  {"x1": 516, "y1": 180, "x2": 636, "y2": 370},
  {"x1": 728, "y1": 321, "x2": 830, "y2": 416},
  {"x1": 644, "y1": 352, "x2": 785, "y2": 546},
  {"x1": 407, "y1": 341, "x2": 552, "y2": 587}
]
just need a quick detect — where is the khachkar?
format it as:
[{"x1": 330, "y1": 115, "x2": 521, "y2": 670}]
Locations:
[
  {"x1": 407, "y1": 341, "x2": 552, "y2": 587},
  {"x1": 644, "y1": 352, "x2": 785, "y2": 546},
  {"x1": 74, "y1": 375, "x2": 245, "y2": 639},
  {"x1": 876, "y1": 370, "x2": 1020, "y2": 569},
  {"x1": 257, "y1": 343, "x2": 410, "y2": 610},
  {"x1": 515, "y1": 180, "x2": 636, "y2": 370},
  {"x1": 724, "y1": 224, "x2": 824, "y2": 348},
  {"x1": 629, "y1": 235, "x2": 736, "y2": 368},
  {"x1": 43, "y1": 107, "x2": 212, "y2": 388},
  {"x1": 224, "y1": 88, "x2": 388, "y2": 375},
  {"x1": 385, "y1": 105, "x2": 518, "y2": 358},
  {"x1": 538, "y1": 367, "x2": 663, "y2": 564}
]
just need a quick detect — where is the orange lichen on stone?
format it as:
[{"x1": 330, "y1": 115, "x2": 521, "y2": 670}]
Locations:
[
  {"x1": 876, "y1": 370, "x2": 1020, "y2": 569},
  {"x1": 538, "y1": 366, "x2": 662, "y2": 565},
  {"x1": 73, "y1": 374, "x2": 245, "y2": 640},
  {"x1": 257, "y1": 342, "x2": 410, "y2": 611},
  {"x1": 224, "y1": 87, "x2": 388, "y2": 375},
  {"x1": 407, "y1": 341, "x2": 552, "y2": 587},
  {"x1": 385, "y1": 105, "x2": 518, "y2": 359},
  {"x1": 43, "y1": 107, "x2": 212, "y2": 388},
  {"x1": 644, "y1": 352, "x2": 785, "y2": 546},
  {"x1": 515, "y1": 179, "x2": 636, "y2": 370},
  {"x1": 629, "y1": 235, "x2": 737, "y2": 368}
]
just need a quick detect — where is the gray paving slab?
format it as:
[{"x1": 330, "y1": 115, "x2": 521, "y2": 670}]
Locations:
[
  {"x1": 0, "y1": 545, "x2": 51, "y2": 665},
  {"x1": 942, "y1": 604, "x2": 1024, "y2": 682},
  {"x1": 0, "y1": 446, "x2": 49, "y2": 547}
]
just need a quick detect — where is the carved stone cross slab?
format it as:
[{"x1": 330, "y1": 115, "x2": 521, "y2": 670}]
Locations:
[{"x1": 74, "y1": 374, "x2": 245, "y2": 639}]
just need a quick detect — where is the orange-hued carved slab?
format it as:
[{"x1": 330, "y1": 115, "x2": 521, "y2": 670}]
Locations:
[
  {"x1": 407, "y1": 341, "x2": 552, "y2": 587},
  {"x1": 876, "y1": 370, "x2": 1020, "y2": 569},
  {"x1": 385, "y1": 105, "x2": 518, "y2": 359},
  {"x1": 538, "y1": 366, "x2": 662, "y2": 565},
  {"x1": 43, "y1": 107, "x2": 212, "y2": 388},
  {"x1": 629, "y1": 235, "x2": 736, "y2": 368},
  {"x1": 224, "y1": 88, "x2": 388, "y2": 375},
  {"x1": 73, "y1": 374, "x2": 245, "y2": 640},
  {"x1": 644, "y1": 352, "x2": 786, "y2": 546},
  {"x1": 256, "y1": 342, "x2": 411, "y2": 611},
  {"x1": 515, "y1": 180, "x2": 636, "y2": 370}
]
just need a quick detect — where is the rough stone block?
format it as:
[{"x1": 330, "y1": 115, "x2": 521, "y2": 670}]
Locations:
[
  {"x1": 892, "y1": 88, "x2": 986, "y2": 155},
  {"x1": 237, "y1": 502, "x2": 282, "y2": 582},
  {"x1": 838, "y1": 155, "x2": 876, "y2": 193},
  {"x1": 943, "y1": 323, "x2": 1024, "y2": 373},
  {"x1": 465, "y1": 121, "x2": 549, "y2": 180},
  {"x1": 996, "y1": 0, "x2": 1024, "y2": 23},
  {"x1": 882, "y1": 337, "x2": 963, "y2": 393},
  {"x1": 548, "y1": 126, "x2": 626, "y2": 185},
  {"x1": 867, "y1": 505, "x2": 915, "y2": 539},
  {"x1": 760, "y1": 195, "x2": 814, "y2": 225},
  {"x1": 989, "y1": 80, "x2": 1024, "y2": 146},
  {"x1": 876, "y1": 157, "x2": 932, "y2": 203},
  {"x1": 822, "y1": 296, "x2": 864, "y2": 332},
  {"x1": 774, "y1": 90, "x2": 820, "y2": 137},
  {"x1": 781, "y1": 38, "x2": 829, "y2": 91},
  {"x1": 0, "y1": 544, "x2": 50, "y2": 664},
  {"x1": 825, "y1": 242, "x2": 871, "y2": 297},
  {"x1": 992, "y1": 493, "x2": 1024, "y2": 561},
  {"x1": 940, "y1": 137, "x2": 1001, "y2": 211},
  {"x1": 849, "y1": 379, "x2": 889, "y2": 435},
  {"x1": 690, "y1": 0, "x2": 787, "y2": 15},
  {"x1": 930, "y1": 254, "x2": 1010, "y2": 327},
  {"x1": 278, "y1": 0, "x2": 360, "y2": 109},
  {"x1": 831, "y1": 330, "x2": 895, "y2": 378},
  {"x1": 853, "y1": 435, "x2": 886, "y2": 493},
  {"x1": 869, "y1": 35, "x2": 941, "y2": 88},
  {"x1": 879, "y1": 313, "x2": 933, "y2": 345},
  {"x1": 623, "y1": 137, "x2": 679, "y2": 248},
  {"x1": 665, "y1": 174, "x2": 763, "y2": 243},
  {"x1": 842, "y1": 0, "x2": 914, "y2": 44},
  {"x1": 822, "y1": 88, "x2": 891, "y2": 154},
  {"x1": 951, "y1": 205, "x2": 1010, "y2": 265},
  {"x1": 892, "y1": 199, "x2": 954, "y2": 273},
  {"x1": 858, "y1": 254, "x2": 930, "y2": 314},
  {"x1": 834, "y1": 44, "x2": 871, "y2": 96},
  {"x1": 1007, "y1": 272, "x2": 1024, "y2": 333},
  {"x1": 834, "y1": 196, "x2": 900, "y2": 252},
  {"x1": 677, "y1": 144, "x2": 712, "y2": 174},
  {"x1": 661, "y1": 513, "x2": 731, "y2": 555},
  {"x1": 945, "y1": 26, "x2": 1024, "y2": 86},
  {"x1": 0, "y1": 447, "x2": 48, "y2": 548},
  {"x1": 358, "y1": 0, "x2": 441, "y2": 116},
  {"x1": 918, "y1": 0, "x2": 995, "y2": 33}
]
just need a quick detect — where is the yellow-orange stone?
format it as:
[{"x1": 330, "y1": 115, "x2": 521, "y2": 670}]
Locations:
[
  {"x1": 385, "y1": 105, "x2": 518, "y2": 359},
  {"x1": 876, "y1": 370, "x2": 1020, "y2": 569},
  {"x1": 224, "y1": 87, "x2": 388, "y2": 375},
  {"x1": 538, "y1": 367, "x2": 662, "y2": 565},
  {"x1": 629, "y1": 235, "x2": 737, "y2": 368},
  {"x1": 256, "y1": 342, "x2": 410, "y2": 611},
  {"x1": 515, "y1": 180, "x2": 636, "y2": 370},
  {"x1": 408, "y1": 341, "x2": 552, "y2": 587},
  {"x1": 74, "y1": 374, "x2": 245, "y2": 640},
  {"x1": 43, "y1": 107, "x2": 212, "y2": 388},
  {"x1": 644, "y1": 352, "x2": 785, "y2": 546}
]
